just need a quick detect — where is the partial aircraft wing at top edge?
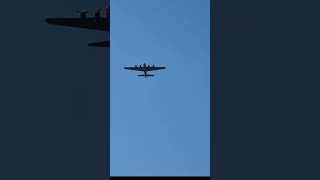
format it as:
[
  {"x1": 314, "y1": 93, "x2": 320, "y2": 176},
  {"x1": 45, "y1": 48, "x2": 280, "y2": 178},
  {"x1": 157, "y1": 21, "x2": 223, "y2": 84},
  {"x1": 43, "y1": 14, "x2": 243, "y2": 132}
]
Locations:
[
  {"x1": 88, "y1": 41, "x2": 110, "y2": 47},
  {"x1": 45, "y1": 5, "x2": 110, "y2": 48},
  {"x1": 45, "y1": 5, "x2": 110, "y2": 32},
  {"x1": 45, "y1": 17, "x2": 109, "y2": 32}
]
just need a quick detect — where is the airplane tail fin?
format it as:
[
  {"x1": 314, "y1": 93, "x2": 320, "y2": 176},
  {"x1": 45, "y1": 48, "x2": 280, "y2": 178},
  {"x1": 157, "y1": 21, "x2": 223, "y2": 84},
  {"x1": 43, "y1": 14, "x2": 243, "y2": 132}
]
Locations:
[{"x1": 138, "y1": 74, "x2": 154, "y2": 77}]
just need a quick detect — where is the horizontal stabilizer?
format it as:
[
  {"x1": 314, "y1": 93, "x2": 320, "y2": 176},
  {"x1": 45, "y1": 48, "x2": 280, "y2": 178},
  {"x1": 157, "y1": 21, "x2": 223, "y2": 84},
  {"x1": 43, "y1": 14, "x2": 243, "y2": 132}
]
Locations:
[{"x1": 88, "y1": 41, "x2": 110, "y2": 47}]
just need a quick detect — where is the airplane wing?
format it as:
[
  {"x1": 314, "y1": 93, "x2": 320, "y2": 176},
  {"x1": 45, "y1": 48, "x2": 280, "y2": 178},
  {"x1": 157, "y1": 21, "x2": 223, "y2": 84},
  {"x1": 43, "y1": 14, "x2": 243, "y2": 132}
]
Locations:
[
  {"x1": 124, "y1": 67, "x2": 145, "y2": 71},
  {"x1": 45, "y1": 18, "x2": 109, "y2": 32},
  {"x1": 88, "y1": 41, "x2": 110, "y2": 47},
  {"x1": 146, "y1": 67, "x2": 166, "y2": 71}
]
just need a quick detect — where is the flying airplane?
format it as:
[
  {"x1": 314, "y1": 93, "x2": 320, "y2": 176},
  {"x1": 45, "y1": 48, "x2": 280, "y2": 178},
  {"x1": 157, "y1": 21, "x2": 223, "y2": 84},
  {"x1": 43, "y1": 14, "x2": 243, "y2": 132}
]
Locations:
[
  {"x1": 124, "y1": 63, "x2": 166, "y2": 78},
  {"x1": 45, "y1": 5, "x2": 110, "y2": 47}
]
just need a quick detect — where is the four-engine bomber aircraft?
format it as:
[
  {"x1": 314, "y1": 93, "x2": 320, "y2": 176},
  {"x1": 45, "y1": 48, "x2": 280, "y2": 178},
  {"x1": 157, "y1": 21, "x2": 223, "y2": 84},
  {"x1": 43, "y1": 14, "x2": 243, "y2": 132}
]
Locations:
[
  {"x1": 45, "y1": 5, "x2": 110, "y2": 47},
  {"x1": 124, "y1": 63, "x2": 166, "y2": 78}
]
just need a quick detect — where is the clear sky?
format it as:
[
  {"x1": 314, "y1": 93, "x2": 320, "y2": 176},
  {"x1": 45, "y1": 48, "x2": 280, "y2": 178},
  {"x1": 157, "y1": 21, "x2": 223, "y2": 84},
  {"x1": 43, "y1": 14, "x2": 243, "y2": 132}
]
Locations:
[{"x1": 110, "y1": 0, "x2": 210, "y2": 176}]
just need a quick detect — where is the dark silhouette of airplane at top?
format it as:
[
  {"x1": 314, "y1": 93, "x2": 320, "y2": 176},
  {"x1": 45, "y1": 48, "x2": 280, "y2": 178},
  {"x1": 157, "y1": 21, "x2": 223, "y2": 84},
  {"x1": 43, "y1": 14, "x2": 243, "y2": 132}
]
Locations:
[
  {"x1": 45, "y1": 4, "x2": 110, "y2": 47},
  {"x1": 124, "y1": 63, "x2": 166, "y2": 78}
]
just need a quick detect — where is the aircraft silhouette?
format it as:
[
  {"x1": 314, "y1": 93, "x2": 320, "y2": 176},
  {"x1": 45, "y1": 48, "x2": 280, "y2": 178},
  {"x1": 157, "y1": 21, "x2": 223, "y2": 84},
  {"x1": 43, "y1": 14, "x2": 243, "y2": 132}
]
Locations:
[
  {"x1": 45, "y1": 4, "x2": 110, "y2": 47},
  {"x1": 124, "y1": 63, "x2": 166, "y2": 78}
]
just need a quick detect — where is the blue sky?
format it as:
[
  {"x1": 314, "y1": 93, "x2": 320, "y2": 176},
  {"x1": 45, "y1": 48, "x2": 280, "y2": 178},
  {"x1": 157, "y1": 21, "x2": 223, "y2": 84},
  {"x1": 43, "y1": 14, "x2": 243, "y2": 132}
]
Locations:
[{"x1": 110, "y1": 0, "x2": 210, "y2": 176}]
